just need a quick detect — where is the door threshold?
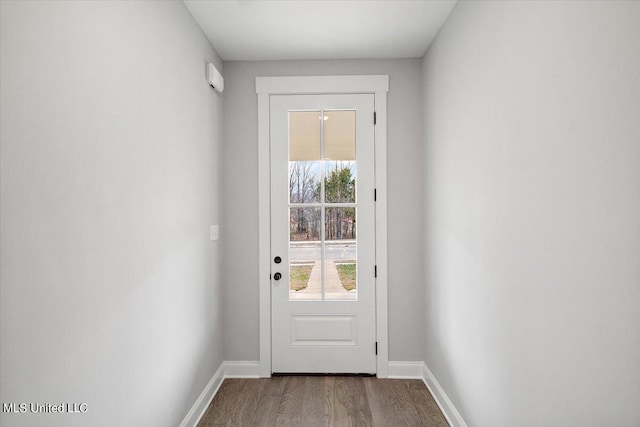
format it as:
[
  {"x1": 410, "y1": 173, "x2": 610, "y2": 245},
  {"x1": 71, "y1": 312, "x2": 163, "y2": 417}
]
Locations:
[{"x1": 272, "y1": 372, "x2": 376, "y2": 377}]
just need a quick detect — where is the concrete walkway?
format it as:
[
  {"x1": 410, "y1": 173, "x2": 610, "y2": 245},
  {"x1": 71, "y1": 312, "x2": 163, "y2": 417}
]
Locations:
[{"x1": 290, "y1": 260, "x2": 356, "y2": 301}]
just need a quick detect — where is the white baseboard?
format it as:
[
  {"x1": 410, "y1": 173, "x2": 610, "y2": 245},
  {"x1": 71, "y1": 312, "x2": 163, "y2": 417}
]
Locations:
[
  {"x1": 180, "y1": 361, "x2": 261, "y2": 427},
  {"x1": 223, "y1": 361, "x2": 261, "y2": 378},
  {"x1": 179, "y1": 362, "x2": 225, "y2": 427},
  {"x1": 387, "y1": 361, "x2": 467, "y2": 427},
  {"x1": 421, "y1": 362, "x2": 468, "y2": 427},
  {"x1": 388, "y1": 361, "x2": 426, "y2": 378}
]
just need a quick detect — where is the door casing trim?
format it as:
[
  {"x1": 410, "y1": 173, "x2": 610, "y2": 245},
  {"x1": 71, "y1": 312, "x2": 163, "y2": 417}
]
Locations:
[{"x1": 256, "y1": 75, "x2": 389, "y2": 378}]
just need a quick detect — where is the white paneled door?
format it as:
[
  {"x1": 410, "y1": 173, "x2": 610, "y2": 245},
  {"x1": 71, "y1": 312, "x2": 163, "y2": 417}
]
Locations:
[{"x1": 270, "y1": 94, "x2": 376, "y2": 373}]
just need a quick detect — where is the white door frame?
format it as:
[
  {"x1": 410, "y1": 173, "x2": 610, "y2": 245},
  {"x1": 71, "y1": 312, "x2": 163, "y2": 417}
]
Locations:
[{"x1": 256, "y1": 75, "x2": 389, "y2": 378}]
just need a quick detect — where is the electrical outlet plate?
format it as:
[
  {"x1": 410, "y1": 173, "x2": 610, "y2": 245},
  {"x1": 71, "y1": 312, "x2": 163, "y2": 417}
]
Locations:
[{"x1": 210, "y1": 225, "x2": 219, "y2": 241}]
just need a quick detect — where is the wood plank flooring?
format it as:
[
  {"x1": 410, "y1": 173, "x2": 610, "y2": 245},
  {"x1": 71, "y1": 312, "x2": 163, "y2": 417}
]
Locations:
[{"x1": 197, "y1": 377, "x2": 449, "y2": 427}]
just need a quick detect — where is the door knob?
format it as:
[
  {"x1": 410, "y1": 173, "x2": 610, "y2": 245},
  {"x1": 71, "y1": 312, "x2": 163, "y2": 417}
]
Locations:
[{"x1": 273, "y1": 272, "x2": 282, "y2": 281}]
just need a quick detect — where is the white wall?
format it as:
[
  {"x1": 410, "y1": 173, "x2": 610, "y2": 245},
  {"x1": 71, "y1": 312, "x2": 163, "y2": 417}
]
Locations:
[
  {"x1": 423, "y1": 1, "x2": 640, "y2": 426},
  {"x1": 0, "y1": 2, "x2": 223, "y2": 426},
  {"x1": 222, "y1": 59, "x2": 425, "y2": 362}
]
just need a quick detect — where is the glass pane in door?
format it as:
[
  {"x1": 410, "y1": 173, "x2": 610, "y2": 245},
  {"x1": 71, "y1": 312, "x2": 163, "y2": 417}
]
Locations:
[
  {"x1": 288, "y1": 111, "x2": 322, "y2": 301},
  {"x1": 324, "y1": 162, "x2": 356, "y2": 203},
  {"x1": 289, "y1": 207, "x2": 321, "y2": 300},
  {"x1": 324, "y1": 111, "x2": 356, "y2": 203},
  {"x1": 289, "y1": 111, "x2": 321, "y2": 203},
  {"x1": 324, "y1": 207, "x2": 357, "y2": 300},
  {"x1": 324, "y1": 111, "x2": 357, "y2": 301},
  {"x1": 287, "y1": 110, "x2": 358, "y2": 301}
]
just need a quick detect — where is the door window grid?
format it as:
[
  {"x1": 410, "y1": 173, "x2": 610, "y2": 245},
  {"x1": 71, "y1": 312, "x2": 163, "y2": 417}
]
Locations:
[{"x1": 288, "y1": 110, "x2": 357, "y2": 301}]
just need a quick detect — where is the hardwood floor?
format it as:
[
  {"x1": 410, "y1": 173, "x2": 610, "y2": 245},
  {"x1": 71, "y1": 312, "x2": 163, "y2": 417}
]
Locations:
[{"x1": 197, "y1": 377, "x2": 449, "y2": 427}]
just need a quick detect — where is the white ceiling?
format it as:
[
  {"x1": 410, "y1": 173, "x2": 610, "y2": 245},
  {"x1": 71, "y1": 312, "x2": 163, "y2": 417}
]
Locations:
[{"x1": 183, "y1": 0, "x2": 457, "y2": 61}]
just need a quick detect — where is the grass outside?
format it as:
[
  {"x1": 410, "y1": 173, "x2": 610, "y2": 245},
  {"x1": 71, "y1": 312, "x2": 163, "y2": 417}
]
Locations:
[
  {"x1": 290, "y1": 264, "x2": 313, "y2": 291},
  {"x1": 336, "y1": 263, "x2": 356, "y2": 291}
]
